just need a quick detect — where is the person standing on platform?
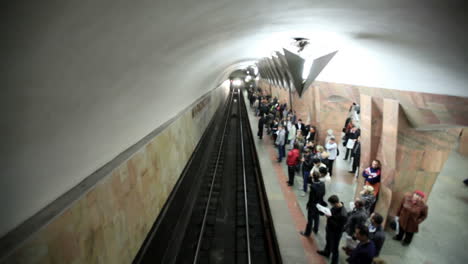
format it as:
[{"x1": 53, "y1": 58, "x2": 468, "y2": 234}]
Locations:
[
  {"x1": 360, "y1": 185, "x2": 376, "y2": 215},
  {"x1": 258, "y1": 114, "x2": 266, "y2": 139},
  {"x1": 325, "y1": 137, "x2": 338, "y2": 177},
  {"x1": 295, "y1": 130, "x2": 305, "y2": 153},
  {"x1": 344, "y1": 200, "x2": 368, "y2": 238},
  {"x1": 349, "y1": 136, "x2": 361, "y2": 174},
  {"x1": 393, "y1": 190, "x2": 428, "y2": 246},
  {"x1": 346, "y1": 225, "x2": 376, "y2": 264},
  {"x1": 286, "y1": 144, "x2": 300, "y2": 186},
  {"x1": 291, "y1": 110, "x2": 297, "y2": 124},
  {"x1": 296, "y1": 119, "x2": 308, "y2": 137},
  {"x1": 253, "y1": 97, "x2": 260, "y2": 115},
  {"x1": 362, "y1": 160, "x2": 382, "y2": 195},
  {"x1": 275, "y1": 125, "x2": 286, "y2": 162},
  {"x1": 305, "y1": 126, "x2": 316, "y2": 143},
  {"x1": 300, "y1": 171, "x2": 326, "y2": 236},
  {"x1": 369, "y1": 213, "x2": 386, "y2": 257},
  {"x1": 344, "y1": 126, "x2": 359, "y2": 160},
  {"x1": 311, "y1": 158, "x2": 329, "y2": 180},
  {"x1": 301, "y1": 148, "x2": 314, "y2": 196},
  {"x1": 288, "y1": 119, "x2": 297, "y2": 149},
  {"x1": 271, "y1": 119, "x2": 279, "y2": 141},
  {"x1": 314, "y1": 145, "x2": 330, "y2": 164},
  {"x1": 317, "y1": 195, "x2": 348, "y2": 264}
]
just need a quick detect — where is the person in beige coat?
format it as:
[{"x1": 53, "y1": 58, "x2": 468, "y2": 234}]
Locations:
[{"x1": 393, "y1": 190, "x2": 428, "y2": 246}]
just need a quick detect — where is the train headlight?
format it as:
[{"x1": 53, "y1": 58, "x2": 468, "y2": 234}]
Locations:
[{"x1": 232, "y1": 79, "x2": 242, "y2": 86}]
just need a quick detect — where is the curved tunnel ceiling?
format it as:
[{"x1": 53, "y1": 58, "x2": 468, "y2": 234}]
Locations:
[{"x1": 1, "y1": 0, "x2": 468, "y2": 236}]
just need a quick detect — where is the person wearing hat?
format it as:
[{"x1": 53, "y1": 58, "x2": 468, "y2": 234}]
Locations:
[{"x1": 393, "y1": 190, "x2": 428, "y2": 246}]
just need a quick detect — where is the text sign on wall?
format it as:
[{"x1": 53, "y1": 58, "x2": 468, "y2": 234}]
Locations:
[{"x1": 192, "y1": 96, "x2": 211, "y2": 118}]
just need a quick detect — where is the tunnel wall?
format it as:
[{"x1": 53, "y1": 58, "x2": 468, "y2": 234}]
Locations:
[
  {"x1": 259, "y1": 79, "x2": 467, "y2": 223},
  {"x1": 1, "y1": 84, "x2": 229, "y2": 263}
]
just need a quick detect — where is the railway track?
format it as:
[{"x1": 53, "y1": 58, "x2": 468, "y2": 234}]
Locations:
[{"x1": 135, "y1": 88, "x2": 281, "y2": 264}]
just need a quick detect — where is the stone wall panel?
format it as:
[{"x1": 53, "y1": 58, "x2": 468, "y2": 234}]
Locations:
[
  {"x1": 258, "y1": 78, "x2": 466, "y2": 224},
  {"x1": 4, "y1": 86, "x2": 228, "y2": 264}
]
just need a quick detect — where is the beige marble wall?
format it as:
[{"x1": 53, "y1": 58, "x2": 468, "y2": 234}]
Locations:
[
  {"x1": 3, "y1": 86, "x2": 229, "y2": 264},
  {"x1": 459, "y1": 128, "x2": 468, "y2": 156}
]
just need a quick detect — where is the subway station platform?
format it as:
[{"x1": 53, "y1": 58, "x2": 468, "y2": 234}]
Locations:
[{"x1": 243, "y1": 91, "x2": 468, "y2": 264}]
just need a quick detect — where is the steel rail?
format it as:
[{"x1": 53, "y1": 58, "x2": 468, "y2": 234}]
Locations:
[
  {"x1": 192, "y1": 91, "x2": 234, "y2": 264},
  {"x1": 238, "y1": 92, "x2": 252, "y2": 264}
]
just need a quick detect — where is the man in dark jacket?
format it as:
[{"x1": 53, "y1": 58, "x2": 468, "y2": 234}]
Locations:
[
  {"x1": 369, "y1": 213, "x2": 386, "y2": 257},
  {"x1": 345, "y1": 200, "x2": 368, "y2": 236},
  {"x1": 259, "y1": 103, "x2": 269, "y2": 117},
  {"x1": 301, "y1": 148, "x2": 314, "y2": 195},
  {"x1": 300, "y1": 171, "x2": 325, "y2": 236},
  {"x1": 346, "y1": 225, "x2": 376, "y2": 264},
  {"x1": 258, "y1": 114, "x2": 266, "y2": 139},
  {"x1": 349, "y1": 136, "x2": 361, "y2": 173},
  {"x1": 317, "y1": 195, "x2": 348, "y2": 264},
  {"x1": 295, "y1": 119, "x2": 308, "y2": 137}
]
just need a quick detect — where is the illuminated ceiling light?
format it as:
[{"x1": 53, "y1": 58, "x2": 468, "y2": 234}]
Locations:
[{"x1": 233, "y1": 79, "x2": 242, "y2": 86}]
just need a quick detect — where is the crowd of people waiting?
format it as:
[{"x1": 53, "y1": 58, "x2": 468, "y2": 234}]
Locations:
[{"x1": 247, "y1": 88, "x2": 429, "y2": 264}]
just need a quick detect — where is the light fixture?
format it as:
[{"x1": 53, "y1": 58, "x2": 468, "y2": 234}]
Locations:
[{"x1": 232, "y1": 79, "x2": 242, "y2": 86}]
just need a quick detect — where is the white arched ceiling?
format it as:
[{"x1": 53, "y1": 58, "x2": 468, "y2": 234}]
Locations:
[{"x1": 1, "y1": 0, "x2": 467, "y2": 236}]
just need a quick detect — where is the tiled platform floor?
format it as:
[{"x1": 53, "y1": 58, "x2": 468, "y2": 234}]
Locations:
[{"x1": 244, "y1": 91, "x2": 468, "y2": 264}]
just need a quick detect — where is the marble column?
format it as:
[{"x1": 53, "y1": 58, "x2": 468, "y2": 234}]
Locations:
[
  {"x1": 374, "y1": 98, "x2": 400, "y2": 224},
  {"x1": 389, "y1": 116, "x2": 461, "y2": 215},
  {"x1": 355, "y1": 94, "x2": 374, "y2": 200}
]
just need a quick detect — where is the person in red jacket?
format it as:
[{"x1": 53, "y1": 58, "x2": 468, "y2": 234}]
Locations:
[{"x1": 286, "y1": 143, "x2": 300, "y2": 186}]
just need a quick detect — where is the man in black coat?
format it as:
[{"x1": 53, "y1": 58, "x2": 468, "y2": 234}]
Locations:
[
  {"x1": 344, "y1": 200, "x2": 368, "y2": 237},
  {"x1": 346, "y1": 225, "x2": 376, "y2": 264},
  {"x1": 318, "y1": 195, "x2": 348, "y2": 264},
  {"x1": 259, "y1": 103, "x2": 269, "y2": 117},
  {"x1": 295, "y1": 119, "x2": 308, "y2": 137},
  {"x1": 300, "y1": 169, "x2": 326, "y2": 236},
  {"x1": 258, "y1": 114, "x2": 266, "y2": 139},
  {"x1": 369, "y1": 213, "x2": 386, "y2": 257},
  {"x1": 349, "y1": 136, "x2": 361, "y2": 173}
]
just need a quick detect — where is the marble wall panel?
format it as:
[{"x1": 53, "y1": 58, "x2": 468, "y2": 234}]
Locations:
[
  {"x1": 291, "y1": 87, "x2": 314, "y2": 126},
  {"x1": 259, "y1": 78, "x2": 466, "y2": 223},
  {"x1": 373, "y1": 99, "x2": 399, "y2": 223},
  {"x1": 355, "y1": 95, "x2": 384, "y2": 194},
  {"x1": 459, "y1": 128, "x2": 468, "y2": 156},
  {"x1": 4, "y1": 86, "x2": 228, "y2": 264},
  {"x1": 343, "y1": 82, "x2": 468, "y2": 129},
  {"x1": 354, "y1": 94, "x2": 373, "y2": 200},
  {"x1": 370, "y1": 97, "x2": 383, "y2": 161},
  {"x1": 388, "y1": 109, "x2": 461, "y2": 215}
]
